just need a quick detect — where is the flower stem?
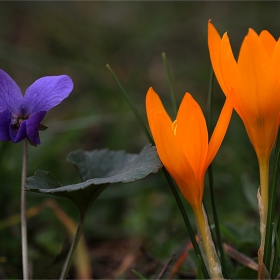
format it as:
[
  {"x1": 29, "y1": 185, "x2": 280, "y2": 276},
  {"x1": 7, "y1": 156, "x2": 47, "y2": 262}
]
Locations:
[
  {"x1": 256, "y1": 155, "x2": 271, "y2": 279},
  {"x1": 258, "y1": 156, "x2": 269, "y2": 228},
  {"x1": 163, "y1": 168, "x2": 210, "y2": 278},
  {"x1": 59, "y1": 212, "x2": 86, "y2": 280},
  {"x1": 194, "y1": 204, "x2": 223, "y2": 279},
  {"x1": 21, "y1": 139, "x2": 29, "y2": 280}
]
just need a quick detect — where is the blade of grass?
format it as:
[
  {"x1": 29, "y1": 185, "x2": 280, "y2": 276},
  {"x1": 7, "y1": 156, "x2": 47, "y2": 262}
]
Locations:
[
  {"x1": 107, "y1": 65, "x2": 209, "y2": 278},
  {"x1": 197, "y1": 255, "x2": 203, "y2": 279},
  {"x1": 106, "y1": 64, "x2": 153, "y2": 143},
  {"x1": 219, "y1": 225, "x2": 240, "y2": 246},
  {"x1": 206, "y1": 68, "x2": 227, "y2": 277},
  {"x1": 161, "y1": 52, "x2": 177, "y2": 117},
  {"x1": 132, "y1": 269, "x2": 147, "y2": 280},
  {"x1": 264, "y1": 130, "x2": 280, "y2": 269},
  {"x1": 271, "y1": 217, "x2": 280, "y2": 278}
]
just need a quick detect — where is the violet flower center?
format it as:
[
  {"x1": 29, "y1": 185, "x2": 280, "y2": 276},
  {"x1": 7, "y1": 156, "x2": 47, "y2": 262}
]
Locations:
[{"x1": 13, "y1": 117, "x2": 27, "y2": 128}]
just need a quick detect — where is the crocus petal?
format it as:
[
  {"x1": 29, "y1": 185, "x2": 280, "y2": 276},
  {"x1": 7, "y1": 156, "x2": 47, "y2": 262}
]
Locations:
[
  {"x1": 0, "y1": 109, "x2": 12, "y2": 141},
  {"x1": 176, "y1": 93, "x2": 208, "y2": 177},
  {"x1": 205, "y1": 93, "x2": 233, "y2": 169},
  {"x1": 236, "y1": 29, "x2": 280, "y2": 125},
  {"x1": 219, "y1": 33, "x2": 238, "y2": 95},
  {"x1": 146, "y1": 87, "x2": 172, "y2": 126},
  {"x1": 245, "y1": 115, "x2": 279, "y2": 159},
  {"x1": 152, "y1": 112, "x2": 200, "y2": 207},
  {"x1": 208, "y1": 21, "x2": 230, "y2": 96},
  {"x1": 0, "y1": 70, "x2": 23, "y2": 114},
  {"x1": 209, "y1": 23, "x2": 240, "y2": 117},
  {"x1": 259, "y1": 30, "x2": 276, "y2": 57},
  {"x1": 236, "y1": 29, "x2": 280, "y2": 157},
  {"x1": 146, "y1": 88, "x2": 200, "y2": 207},
  {"x1": 23, "y1": 75, "x2": 73, "y2": 115},
  {"x1": 26, "y1": 111, "x2": 47, "y2": 145},
  {"x1": 9, "y1": 120, "x2": 27, "y2": 143}
]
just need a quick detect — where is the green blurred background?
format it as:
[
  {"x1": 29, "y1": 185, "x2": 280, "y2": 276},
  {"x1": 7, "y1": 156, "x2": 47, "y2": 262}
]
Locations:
[{"x1": 0, "y1": 1, "x2": 279, "y2": 279}]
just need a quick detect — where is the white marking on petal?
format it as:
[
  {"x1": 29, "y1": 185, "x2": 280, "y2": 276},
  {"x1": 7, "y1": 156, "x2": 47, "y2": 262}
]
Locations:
[{"x1": 172, "y1": 120, "x2": 177, "y2": 135}]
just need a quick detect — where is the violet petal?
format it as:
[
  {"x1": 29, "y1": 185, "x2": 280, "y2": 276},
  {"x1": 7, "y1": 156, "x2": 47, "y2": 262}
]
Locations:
[
  {"x1": 10, "y1": 120, "x2": 27, "y2": 143},
  {"x1": 0, "y1": 109, "x2": 12, "y2": 141},
  {"x1": 0, "y1": 70, "x2": 23, "y2": 114},
  {"x1": 26, "y1": 111, "x2": 47, "y2": 145},
  {"x1": 23, "y1": 75, "x2": 73, "y2": 115}
]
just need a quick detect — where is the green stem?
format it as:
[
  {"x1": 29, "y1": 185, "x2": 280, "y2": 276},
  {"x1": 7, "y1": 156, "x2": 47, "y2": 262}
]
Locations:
[
  {"x1": 161, "y1": 52, "x2": 177, "y2": 117},
  {"x1": 59, "y1": 212, "x2": 86, "y2": 280},
  {"x1": 106, "y1": 64, "x2": 153, "y2": 143},
  {"x1": 194, "y1": 204, "x2": 223, "y2": 279},
  {"x1": 21, "y1": 139, "x2": 29, "y2": 280},
  {"x1": 263, "y1": 130, "x2": 280, "y2": 270}
]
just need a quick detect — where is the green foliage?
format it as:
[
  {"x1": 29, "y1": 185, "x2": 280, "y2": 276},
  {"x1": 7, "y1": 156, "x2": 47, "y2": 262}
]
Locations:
[
  {"x1": 237, "y1": 266, "x2": 258, "y2": 279},
  {"x1": 26, "y1": 145, "x2": 162, "y2": 215},
  {"x1": 0, "y1": 2, "x2": 279, "y2": 278}
]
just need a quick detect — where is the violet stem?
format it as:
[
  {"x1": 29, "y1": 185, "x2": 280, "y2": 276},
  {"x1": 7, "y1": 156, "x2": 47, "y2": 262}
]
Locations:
[
  {"x1": 59, "y1": 212, "x2": 86, "y2": 280},
  {"x1": 21, "y1": 139, "x2": 29, "y2": 279}
]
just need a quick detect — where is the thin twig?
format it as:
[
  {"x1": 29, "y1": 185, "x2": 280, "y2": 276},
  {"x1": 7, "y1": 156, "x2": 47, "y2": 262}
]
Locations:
[
  {"x1": 156, "y1": 256, "x2": 174, "y2": 280},
  {"x1": 223, "y1": 243, "x2": 258, "y2": 271},
  {"x1": 140, "y1": 246, "x2": 196, "y2": 279}
]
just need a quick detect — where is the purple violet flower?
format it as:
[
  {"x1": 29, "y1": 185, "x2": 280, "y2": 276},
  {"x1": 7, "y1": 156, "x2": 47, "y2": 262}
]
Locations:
[{"x1": 0, "y1": 70, "x2": 73, "y2": 146}]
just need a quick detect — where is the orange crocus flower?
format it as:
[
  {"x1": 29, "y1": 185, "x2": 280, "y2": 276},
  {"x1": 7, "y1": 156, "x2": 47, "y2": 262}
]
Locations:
[
  {"x1": 146, "y1": 87, "x2": 232, "y2": 278},
  {"x1": 208, "y1": 21, "x2": 280, "y2": 216},
  {"x1": 146, "y1": 87, "x2": 232, "y2": 211}
]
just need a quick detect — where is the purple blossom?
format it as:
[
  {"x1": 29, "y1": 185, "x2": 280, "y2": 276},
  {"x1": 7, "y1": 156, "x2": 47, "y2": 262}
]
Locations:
[{"x1": 0, "y1": 70, "x2": 73, "y2": 145}]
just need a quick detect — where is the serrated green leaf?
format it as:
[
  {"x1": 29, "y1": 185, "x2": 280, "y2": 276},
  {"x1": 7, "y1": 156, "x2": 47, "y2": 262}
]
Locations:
[
  {"x1": 25, "y1": 144, "x2": 162, "y2": 214},
  {"x1": 26, "y1": 170, "x2": 108, "y2": 213},
  {"x1": 67, "y1": 147, "x2": 138, "y2": 182},
  {"x1": 26, "y1": 170, "x2": 62, "y2": 190}
]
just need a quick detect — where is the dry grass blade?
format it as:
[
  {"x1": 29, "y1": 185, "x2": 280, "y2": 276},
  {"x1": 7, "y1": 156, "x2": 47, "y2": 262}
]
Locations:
[{"x1": 223, "y1": 243, "x2": 258, "y2": 271}]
